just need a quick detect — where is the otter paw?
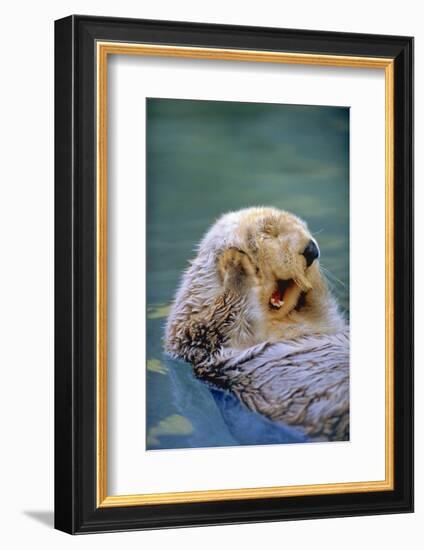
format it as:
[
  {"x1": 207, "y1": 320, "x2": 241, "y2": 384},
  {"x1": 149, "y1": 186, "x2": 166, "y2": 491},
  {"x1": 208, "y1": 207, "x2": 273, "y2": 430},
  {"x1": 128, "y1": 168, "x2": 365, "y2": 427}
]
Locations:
[{"x1": 218, "y1": 248, "x2": 257, "y2": 292}]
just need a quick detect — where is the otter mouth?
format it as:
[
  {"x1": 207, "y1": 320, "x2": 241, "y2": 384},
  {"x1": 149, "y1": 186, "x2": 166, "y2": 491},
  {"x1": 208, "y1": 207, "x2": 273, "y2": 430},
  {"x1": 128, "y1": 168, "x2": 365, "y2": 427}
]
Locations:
[{"x1": 269, "y1": 279, "x2": 296, "y2": 310}]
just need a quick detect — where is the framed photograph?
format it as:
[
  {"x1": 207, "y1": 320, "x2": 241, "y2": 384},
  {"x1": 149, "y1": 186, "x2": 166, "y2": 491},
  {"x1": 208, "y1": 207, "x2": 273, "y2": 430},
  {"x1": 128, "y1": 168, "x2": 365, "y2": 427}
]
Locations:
[{"x1": 54, "y1": 15, "x2": 413, "y2": 534}]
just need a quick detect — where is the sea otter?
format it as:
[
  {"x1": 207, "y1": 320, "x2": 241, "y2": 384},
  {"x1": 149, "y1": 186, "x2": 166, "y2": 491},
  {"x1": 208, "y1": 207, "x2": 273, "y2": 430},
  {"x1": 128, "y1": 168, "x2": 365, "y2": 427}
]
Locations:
[
  {"x1": 165, "y1": 206, "x2": 346, "y2": 365},
  {"x1": 165, "y1": 207, "x2": 349, "y2": 441}
]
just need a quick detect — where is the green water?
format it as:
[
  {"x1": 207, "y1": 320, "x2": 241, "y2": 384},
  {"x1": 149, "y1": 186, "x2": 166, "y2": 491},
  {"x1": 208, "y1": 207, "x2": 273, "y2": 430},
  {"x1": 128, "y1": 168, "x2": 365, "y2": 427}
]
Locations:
[{"x1": 146, "y1": 98, "x2": 349, "y2": 450}]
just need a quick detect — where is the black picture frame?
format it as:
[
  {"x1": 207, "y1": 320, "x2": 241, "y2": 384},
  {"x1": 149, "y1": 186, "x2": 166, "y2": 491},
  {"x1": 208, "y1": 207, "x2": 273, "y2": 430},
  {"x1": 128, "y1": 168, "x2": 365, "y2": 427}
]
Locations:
[{"x1": 55, "y1": 14, "x2": 414, "y2": 534}]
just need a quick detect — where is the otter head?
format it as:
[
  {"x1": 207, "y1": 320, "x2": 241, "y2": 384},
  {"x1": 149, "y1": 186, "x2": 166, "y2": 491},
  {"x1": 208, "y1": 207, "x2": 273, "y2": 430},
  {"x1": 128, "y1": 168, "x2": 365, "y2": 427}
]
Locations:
[{"x1": 201, "y1": 207, "x2": 326, "y2": 324}]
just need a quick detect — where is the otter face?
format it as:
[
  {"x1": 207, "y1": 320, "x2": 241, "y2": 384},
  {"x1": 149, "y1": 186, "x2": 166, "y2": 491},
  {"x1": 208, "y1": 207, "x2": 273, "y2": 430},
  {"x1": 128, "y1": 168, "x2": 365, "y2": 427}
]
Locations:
[{"x1": 234, "y1": 208, "x2": 322, "y2": 321}]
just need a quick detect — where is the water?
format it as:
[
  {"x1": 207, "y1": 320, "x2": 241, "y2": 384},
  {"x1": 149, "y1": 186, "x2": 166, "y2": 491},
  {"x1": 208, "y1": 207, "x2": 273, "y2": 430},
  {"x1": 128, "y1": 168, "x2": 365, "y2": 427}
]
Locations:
[{"x1": 146, "y1": 98, "x2": 349, "y2": 450}]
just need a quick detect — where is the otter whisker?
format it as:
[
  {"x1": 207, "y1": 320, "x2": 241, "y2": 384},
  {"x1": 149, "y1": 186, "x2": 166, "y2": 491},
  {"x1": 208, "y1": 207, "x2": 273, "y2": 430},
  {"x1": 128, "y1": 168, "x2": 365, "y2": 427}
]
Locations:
[
  {"x1": 293, "y1": 274, "x2": 313, "y2": 292},
  {"x1": 320, "y1": 265, "x2": 347, "y2": 290}
]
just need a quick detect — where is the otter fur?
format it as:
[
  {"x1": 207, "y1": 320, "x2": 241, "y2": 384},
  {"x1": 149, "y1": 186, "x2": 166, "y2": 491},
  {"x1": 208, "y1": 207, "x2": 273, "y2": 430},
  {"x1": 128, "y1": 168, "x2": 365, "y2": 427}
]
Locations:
[{"x1": 165, "y1": 207, "x2": 349, "y2": 441}]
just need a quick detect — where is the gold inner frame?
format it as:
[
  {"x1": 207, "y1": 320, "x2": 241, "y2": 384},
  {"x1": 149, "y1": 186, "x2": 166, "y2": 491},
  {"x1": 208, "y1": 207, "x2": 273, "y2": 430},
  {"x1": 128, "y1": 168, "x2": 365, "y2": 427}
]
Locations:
[{"x1": 96, "y1": 42, "x2": 395, "y2": 508}]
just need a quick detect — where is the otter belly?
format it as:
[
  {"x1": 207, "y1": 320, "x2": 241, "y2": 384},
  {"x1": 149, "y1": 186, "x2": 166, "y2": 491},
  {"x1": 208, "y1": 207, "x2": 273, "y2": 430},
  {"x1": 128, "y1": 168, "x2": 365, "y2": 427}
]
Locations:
[{"x1": 197, "y1": 330, "x2": 350, "y2": 442}]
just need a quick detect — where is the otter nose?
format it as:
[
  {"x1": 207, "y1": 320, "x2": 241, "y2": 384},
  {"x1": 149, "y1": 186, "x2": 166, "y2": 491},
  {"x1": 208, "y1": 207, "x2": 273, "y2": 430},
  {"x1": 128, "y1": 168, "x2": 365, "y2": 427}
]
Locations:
[{"x1": 302, "y1": 240, "x2": 319, "y2": 267}]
